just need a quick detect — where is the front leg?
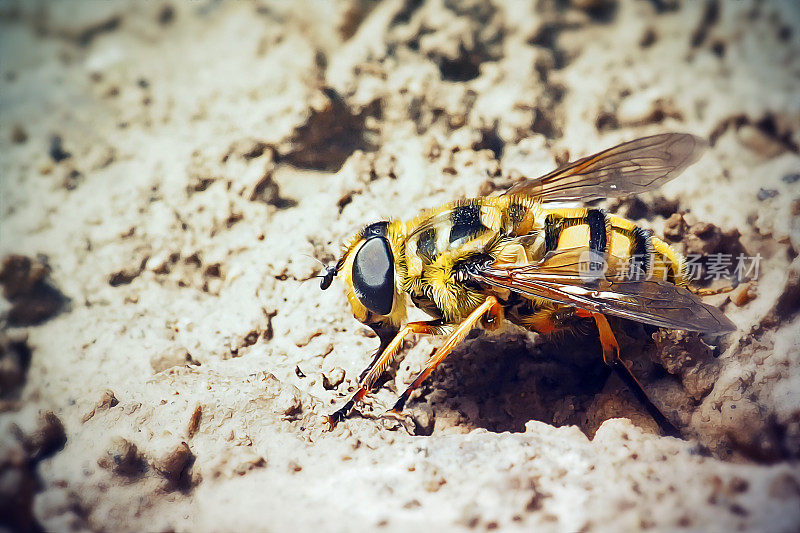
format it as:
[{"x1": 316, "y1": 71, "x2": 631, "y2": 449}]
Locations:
[
  {"x1": 324, "y1": 320, "x2": 443, "y2": 429},
  {"x1": 387, "y1": 296, "x2": 502, "y2": 416}
]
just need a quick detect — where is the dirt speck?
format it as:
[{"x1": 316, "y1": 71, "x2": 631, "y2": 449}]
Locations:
[{"x1": 0, "y1": 255, "x2": 67, "y2": 326}]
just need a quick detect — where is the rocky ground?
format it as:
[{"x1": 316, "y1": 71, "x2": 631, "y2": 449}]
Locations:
[{"x1": 1, "y1": 0, "x2": 799, "y2": 531}]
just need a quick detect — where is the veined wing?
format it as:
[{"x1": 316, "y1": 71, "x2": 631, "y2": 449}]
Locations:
[
  {"x1": 467, "y1": 247, "x2": 736, "y2": 334},
  {"x1": 506, "y1": 133, "x2": 706, "y2": 202}
]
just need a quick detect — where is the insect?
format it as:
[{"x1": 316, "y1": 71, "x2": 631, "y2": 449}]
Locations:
[{"x1": 319, "y1": 133, "x2": 735, "y2": 436}]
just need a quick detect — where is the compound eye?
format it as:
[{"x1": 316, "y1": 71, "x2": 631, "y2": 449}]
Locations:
[{"x1": 352, "y1": 237, "x2": 395, "y2": 316}]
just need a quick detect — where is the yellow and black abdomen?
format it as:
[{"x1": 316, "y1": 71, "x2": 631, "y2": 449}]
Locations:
[
  {"x1": 540, "y1": 207, "x2": 686, "y2": 285},
  {"x1": 503, "y1": 206, "x2": 687, "y2": 335}
]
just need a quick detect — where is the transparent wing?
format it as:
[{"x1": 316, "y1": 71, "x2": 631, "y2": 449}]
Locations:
[
  {"x1": 506, "y1": 133, "x2": 707, "y2": 202},
  {"x1": 468, "y1": 247, "x2": 736, "y2": 334}
]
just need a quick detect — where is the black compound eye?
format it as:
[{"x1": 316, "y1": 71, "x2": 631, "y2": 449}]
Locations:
[{"x1": 352, "y1": 237, "x2": 394, "y2": 316}]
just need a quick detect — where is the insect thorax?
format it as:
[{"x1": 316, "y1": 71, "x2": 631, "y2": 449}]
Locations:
[{"x1": 400, "y1": 196, "x2": 542, "y2": 321}]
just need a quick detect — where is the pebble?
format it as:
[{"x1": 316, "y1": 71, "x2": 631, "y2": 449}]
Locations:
[
  {"x1": 232, "y1": 452, "x2": 266, "y2": 476},
  {"x1": 274, "y1": 387, "x2": 302, "y2": 418},
  {"x1": 729, "y1": 282, "x2": 756, "y2": 307},
  {"x1": 48, "y1": 135, "x2": 71, "y2": 162},
  {"x1": 737, "y1": 126, "x2": 785, "y2": 158},
  {"x1": 757, "y1": 188, "x2": 779, "y2": 201},
  {"x1": 411, "y1": 404, "x2": 435, "y2": 436},
  {"x1": 663, "y1": 213, "x2": 687, "y2": 242},
  {"x1": 150, "y1": 346, "x2": 190, "y2": 373},
  {"x1": 26, "y1": 411, "x2": 66, "y2": 461},
  {"x1": 322, "y1": 367, "x2": 345, "y2": 390},
  {"x1": 102, "y1": 437, "x2": 145, "y2": 476},
  {"x1": 81, "y1": 390, "x2": 119, "y2": 423},
  {"x1": 781, "y1": 173, "x2": 800, "y2": 184},
  {"x1": 151, "y1": 442, "x2": 194, "y2": 482}
]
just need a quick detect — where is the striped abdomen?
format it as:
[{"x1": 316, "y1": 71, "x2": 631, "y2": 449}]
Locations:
[{"x1": 538, "y1": 207, "x2": 686, "y2": 285}]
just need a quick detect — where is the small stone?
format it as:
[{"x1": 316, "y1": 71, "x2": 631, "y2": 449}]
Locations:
[
  {"x1": 146, "y1": 252, "x2": 172, "y2": 274},
  {"x1": 663, "y1": 213, "x2": 687, "y2": 242},
  {"x1": 651, "y1": 330, "x2": 718, "y2": 400},
  {"x1": 0, "y1": 355, "x2": 25, "y2": 394},
  {"x1": 769, "y1": 473, "x2": 800, "y2": 499},
  {"x1": 25, "y1": 411, "x2": 66, "y2": 461},
  {"x1": 526, "y1": 486, "x2": 549, "y2": 511},
  {"x1": 62, "y1": 167, "x2": 83, "y2": 190},
  {"x1": 205, "y1": 278, "x2": 222, "y2": 295},
  {"x1": 98, "y1": 390, "x2": 118, "y2": 409},
  {"x1": 152, "y1": 441, "x2": 194, "y2": 482},
  {"x1": 322, "y1": 367, "x2": 345, "y2": 390},
  {"x1": 639, "y1": 27, "x2": 657, "y2": 48},
  {"x1": 737, "y1": 125, "x2": 785, "y2": 158},
  {"x1": 0, "y1": 255, "x2": 49, "y2": 300},
  {"x1": 403, "y1": 499, "x2": 422, "y2": 509},
  {"x1": 108, "y1": 260, "x2": 146, "y2": 286},
  {"x1": 621, "y1": 197, "x2": 650, "y2": 220},
  {"x1": 81, "y1": 390, "x2": 119, "y2": 423},
  {"x1": 274, "y1": 387, "x2": 302, "y2": 418},
  {"x1": 102, "y1": 437, "x2": 146, "y2": 476},
  {"x1": 233, "y1": 453, "x2": 266, "y2": 476},
  {"x1": 729, "y1": 282, "x2": 756, "y2": 307},
  {"x1": 651, "y1": 195, "x2": 680, "y2": 218},
  {"x1": 756, "y1": 188, "x2": 779, "y2": 201},
  {"x1": 150, "y1": 346, "x2": 190, "y2": 373},
  {"x1": 411, "y1": 404, "x2": 435, "y2": 436},
  {"x1": 684, "y1": 221, "x2": 740, "y2": 257},
  {"x1": 0, "y1": 334, "x2": 29, "y2": 396},
  {"x1": 48, "y1": 135, "x2": 71, "y2": 162}
]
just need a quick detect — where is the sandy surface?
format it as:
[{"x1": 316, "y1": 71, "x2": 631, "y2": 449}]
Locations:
[{"x1": 1, "y1": 0, "x2": 800, "y2": 531}]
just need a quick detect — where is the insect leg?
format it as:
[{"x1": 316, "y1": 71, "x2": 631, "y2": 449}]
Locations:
[
  {"x1": 589, "y1": 311, "x2": 682, "y2": 438},
  {"x1": 589, "y1": 312, "x2": 620, "y2": 365},
  {"x1": 387, "y1": 296, "x2": 502, "y2": 416},
  {"x1": 324, "y1": 321, "x2": 441, "y2": 429}
]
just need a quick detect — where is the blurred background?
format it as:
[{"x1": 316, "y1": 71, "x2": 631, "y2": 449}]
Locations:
[{"x1": 1, "y1": 1, "x2": 799, "y2": 531}]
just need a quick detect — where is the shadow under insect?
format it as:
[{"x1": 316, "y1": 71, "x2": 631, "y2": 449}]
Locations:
[{"x1": 413, "y1": 322, "x2": 673, "y2": 437}]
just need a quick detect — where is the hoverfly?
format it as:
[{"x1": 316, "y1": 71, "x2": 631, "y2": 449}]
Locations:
[{"x1": 319, "y1": 133, "x2": 735, "y2": 436}]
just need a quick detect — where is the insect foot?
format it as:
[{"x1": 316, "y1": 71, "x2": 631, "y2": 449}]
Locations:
[{"x1": 322, "y1": 413, "x2": 342, "y2": 431}]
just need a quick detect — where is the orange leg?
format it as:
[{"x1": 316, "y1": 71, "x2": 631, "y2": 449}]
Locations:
[
  {"x1": 588, "y1": 311, "x2": 682, "y2": 438},
  {"x1": 387, "y1": 296, "x2": 502, "y2": 416},
  {"x1": 324, "y1": 321, "x2": 443, "y2": 429},
  {"x1": 590, "y1": 312, "x2": 620, "y2": 366}
]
